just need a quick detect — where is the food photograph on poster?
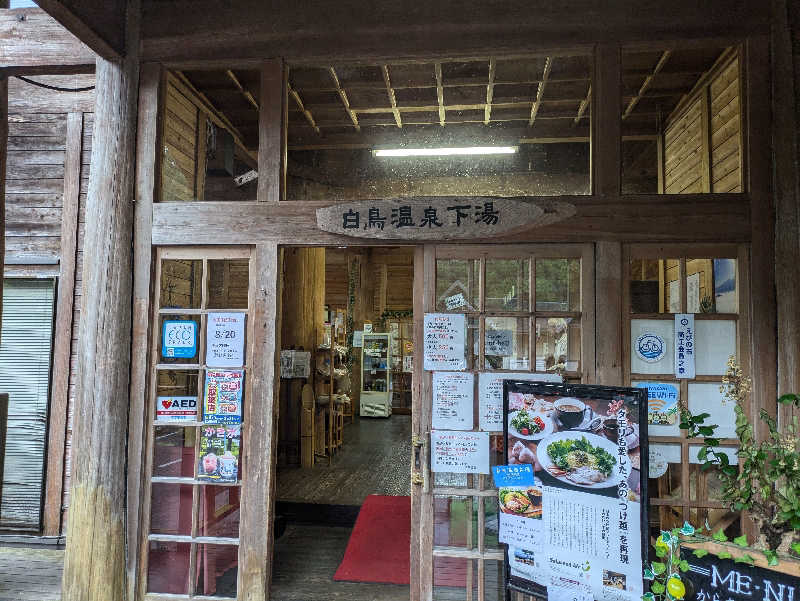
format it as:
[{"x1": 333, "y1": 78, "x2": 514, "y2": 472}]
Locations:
[{"x1": 502, "y1": 380, "x2": 649, "y2": 601}]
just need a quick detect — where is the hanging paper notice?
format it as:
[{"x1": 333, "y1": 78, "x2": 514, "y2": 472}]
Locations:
[
  {"x1": 156, "y1": 396, "x2": 198, "y2": 422},
  {"x1": 430, "y1": 430, "x2": 489, "y2": 473},
  {"x1": 432, "y1": 371, "x2": 474, "y2": 430},
  {"x1": 204, "y1": 369, "x2": 243, "y2": 424},
  {"x1": 353, "y1": 331, "x2": 363, "y2": 347},
  {"x1": 445, "y1": 292, "x2": 467, "y2": 310},
  {"x1": 424, "y1": 313, "x2": 466, "y2": 371},
  {"x1": 478, "y1": 372, "x2": 562, "y2": 431},
  {"x1": 197, "y1": 424, "x2": 241, "y2": 483},
  {"x1": 687, "y1": 272, "x2": 701, "y2": 313},
  {"x1": 635, "y1": 381, "x2": 679, "y2": 425},
  {"x1": 485, "y1": 329, "x2": 513, "y2": 356},
  {"x1": 674, "y1": 314, "x2": 696, "y2": 379},
  {"x1": 162, "y1": 319, "x2": 197, "y2": 359},
  {"x1": 206, "y1": 312, "x2": 246, "y2": 367}
]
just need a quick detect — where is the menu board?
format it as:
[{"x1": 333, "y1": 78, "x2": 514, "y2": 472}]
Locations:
[
  {"x1": 432, "y1": 371, "x2": 474, "y2": 430},
  {"x1": 430, "y1": 430, "x2": 489, "y2": 474},
  {"x1": 478, "y1": 372, "x2": 562, "y2": 431},
  {"x1": 206, "y1": 312, "x2": 246, "y2": 367},
  {"x1": 204, "y1": 369, "x2": 243, "y2": 424},
  {"x1": 424, "y1": 313, "x2": 466, "y2": 371},
  {"x1": 501, "y1": 380, "x2": 648, "y2": 601}
]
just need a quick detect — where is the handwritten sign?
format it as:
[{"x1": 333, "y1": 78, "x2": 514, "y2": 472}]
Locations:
[
  {"x1": 206, "y1": 312, "x2": 245, "y2": 367},
  {"x1": 204, "y1": 369, "x2": 243, "y2": 424},
  {"x1": 430, "y1": 430, "x2": 489, "y2": 473},
  {"x1": 485, "y1": 329, "x2": 513, "y2": 356},
  {"x1": 432, "y1": 372, "x2": 474, "y2": 430},
  {"x1": 445, "y1": 292, "x2": 467, "y2": 310},
  {"x1": 316, "y1": 198, "x2": 576, "y2": 241},
  {"x1": 635, "y1": 381, "x2": 679, "y2": 425},
  {"x1": 162, "y1": 320, "x2": 197, "y2": 359},
  {"x1": 156, "y1": 396, "x2": 198, "y2": 422},
  {"x1": 674, "y1": 314, "x2": 696, "y2": 378},
  {"x1": 478, "y1": 372, "x2": 562, "y2": 431},
  {"x1": 424, "y1": 313, "x2": 466, "y2": 371}
]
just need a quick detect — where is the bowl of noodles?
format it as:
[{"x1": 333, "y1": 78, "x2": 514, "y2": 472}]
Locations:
[{"x1": 537, "y1": 431, "x2": 622, "y2": 489}]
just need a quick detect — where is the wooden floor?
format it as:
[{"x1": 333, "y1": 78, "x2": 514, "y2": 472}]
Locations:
[
  {"x1": 271, "y1": 524, "x2": 409, "y2": 601},
  {"x1": 0, "y1": 545, "x2": 63, "y2": 601},
  {"x1": 277, "y1": 415, "x2": 412, "y2": 505}
]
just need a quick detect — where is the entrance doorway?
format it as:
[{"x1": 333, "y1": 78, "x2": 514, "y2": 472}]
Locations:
[{"x1": 270, "y1": 245, "x2": 415, "y2": 601}]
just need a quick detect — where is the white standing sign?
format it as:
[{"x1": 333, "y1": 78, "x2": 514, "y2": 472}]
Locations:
[
  {"x1": 424, "y1": 313, "x2": 466, "y2": 371},
  {"x1": 206, "y1": 312, "x2": 246, "y2": 367},
  {"x1": 432, "y1": 372, "x2": 474, "y2": 430},
  {"x1": 674, "y1": 313, "x2": 696, "y2": 379},
  {"x1": 478, "y1": 372, "x2": 562, "y2": 431},
  {"x1": 430, "y1": 430, "x2": 489, "y2": 474}
]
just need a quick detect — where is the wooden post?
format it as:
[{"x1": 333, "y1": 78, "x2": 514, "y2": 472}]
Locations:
[
  {"x1": 258, "y1": 58, "x2": 287, "y2": 202},
  {"x1": 0, "y1": 0, "x2": 7, "y2": 348},
  {"x1": 595, "y1": 241, "x2": 623, "y2": 385},
  {"x1": 593, "y1": 43, "x2": 621, "y2": 197},
  {"x1": 61, "y1": 2, "x2": 139, "y2": 599}
]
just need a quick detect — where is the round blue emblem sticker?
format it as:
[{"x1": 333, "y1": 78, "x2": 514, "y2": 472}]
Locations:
[{"x1": 635, "y1": 333, "x2": 665, "y2": 363}]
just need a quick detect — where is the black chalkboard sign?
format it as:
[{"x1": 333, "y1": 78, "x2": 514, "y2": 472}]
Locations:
[{"x1": 681, "y1": 548, "x2": 798, "y2": 601}]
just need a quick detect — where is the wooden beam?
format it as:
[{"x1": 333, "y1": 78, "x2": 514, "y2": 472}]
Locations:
[
  {"x1": 574, "y1": 84, "x2": 591, "y2": 125},
  {"x1": 2, "y1": 64, "x2": 95, "y2": 76},
  {"x1": 328, "y1": 67, "x2": 360, "y2": 131},
  {"x1": 381, "y1": 65, "x2": 402, "y2": 128},
  {"x1": 0, "y1": 8, "x2": 95, "y2": 69},
  {"x1": 152, "y1": 193, "x2": 751, "y2": 246},
  {"x1": 35, "y1": 0, "x2": 123, "y2": 60},
  {"x1": 623, "y1": 50, "x2": 671, "y2": 119},
  {"x1": 529, "y1": 56, "x2": 552, "y2": 127},
  {"x1": 42, "y1": 111, "x2": 82, "y2": 537},
  {"x1": 484, "y1": 58, "x2": 496, "y2": 125},
  {"x1": 0, "y1": 2, "x2": 6, "y2": 358},
  {"x1": 8, "y1": 74, "x2": 95, "y2": 112},
  {"x1": 238, "y1": 242, "x2": 282, "y2": 600},
  {"x1": 128, "y1": 62, "x2": 161, "y2": 601},
  {"x1": 287, "y1": 82, "x2": 320, "y2": 134},
  {"x1": 593, "y1": 44, "x2": 621, "y2": 196},
  {"x1": 258, "y1": 58, "x2": 287, "y2": 202},
  {"x1": 434, "y1": 62, "x2": 446, "y2": 126},
  {"x1": 226, "y1": 69, "x2": 259, "y2": 111},
  {"x1": 61, "y1": 1, "x2": 139, "y2": 600}
]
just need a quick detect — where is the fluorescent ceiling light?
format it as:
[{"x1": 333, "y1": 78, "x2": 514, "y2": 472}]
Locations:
[{"x1": 374, "y1": 146, "x2": 518, "y2": 157}]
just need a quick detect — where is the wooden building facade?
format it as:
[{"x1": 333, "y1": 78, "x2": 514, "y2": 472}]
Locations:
[{"x1": 1, "y1": 1, "x2": 799, "y2": 600}]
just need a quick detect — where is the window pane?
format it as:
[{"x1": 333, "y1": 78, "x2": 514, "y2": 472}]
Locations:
[
  {"x1": 486, "y1": 258, "x2": 529, "y2": 312},
  {"x1": 535, "y1": 317, "x2": 579, "y2": 374},
  {"x1": 688, "y1": 383, "x2": 736, "y2": 438},
  {"x1": 436, "y1": 259, "x2": 479, "y2": 312},
  {"x1": 153, "y1": 426, "x2": 196, "y2": 478},
  {"x1": 199, "y1": 485, "x2": 240, "y2": 538},
  {"x1": 535, "y1": 258, "x2": 580, "y2": 312},
  {"x1": 485, "y1": 316, "x2": 529, "y2": 369},
  {"x1": 629, "y1": 258, "x2": 679, "y2": 313},
  {"x1": 150, "y1": 483, "x2": 193, "y2": 536},
  {"x1": 196, "y1": 544, "x2": 238, "y2": 598},
  {"x1": 147, "y1": 541, "x2": 191, "y2": 594},
  {"x1": 694, "y1": 320, "x2": 736, "y2": 375},
  {"x1": 158, "y1": 316, "x2": 201, "y2": 364},
  {"x1": 433, "y1": 555, "x2": 469, "y2": 600},
  {"x1": 483, "y1": 495, "x2": 500, "y2": 550},
  {"x1": 483, "y1": 559, "x2": 505, "y2": 601},
  {"x1": 687, "y1": 258, "x2": 737, "y2": 313},
  {"x1": 160, "y1": 260, "x2": 203, "y2": 309},
  {"x1": 630, "y1": 319, "x2": 673, "y2": 375},
  {"x1": 648, "y1": 443, "x2": 682, "y2": 501},
  {"x1": 207, "y1": 259, "x2": 249, "y2": 309},
  {"x1": 434, "y1": 496, "x2": 470, "y2": 548}
]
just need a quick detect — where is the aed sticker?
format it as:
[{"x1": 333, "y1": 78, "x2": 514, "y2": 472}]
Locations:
[
  {"x1": 635, "y1": 333, "x2": 666, "y2": 363},
  {"x1": 156, "y1": 396, "x2": 199, "y2": 422},
  {"x1": 649, "y1": 446, "x2": 669, "y2": 479}
]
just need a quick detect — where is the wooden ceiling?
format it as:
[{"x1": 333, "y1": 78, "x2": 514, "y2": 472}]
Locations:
[{"x1": 180, "y1": 45, "x2": 729, "y2": 154}]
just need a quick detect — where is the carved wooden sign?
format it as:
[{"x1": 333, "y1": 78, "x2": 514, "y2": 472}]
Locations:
[{"x1": 316, "y1": 197, "x2": 575, "y2": 240}]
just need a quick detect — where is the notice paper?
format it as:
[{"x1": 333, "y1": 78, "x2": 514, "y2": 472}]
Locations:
[
  {"x1": 430, "y1": 430, "x2": 489, "y2": 473},
  {"x1": 204, "y1": 369, "x2": 243, "y2": 424},
  {"x1": 478, "y1": 372, "x2": 562, "y2": 431},
  {"x1": 674, "y1": 314, "x2": 696, "y2": 379},
  {"x1": 485, "y1": 329, "x2": 513, "y2": 356},
  {"x1": 432, "y1": 371, "x2": 474, "y2": 430},
  {"x1": 424, "y1": 313, "x2": 466, "y2": 371},
  {"x1": 206, "y1": 312, "x2": 246, "y2": 367}
]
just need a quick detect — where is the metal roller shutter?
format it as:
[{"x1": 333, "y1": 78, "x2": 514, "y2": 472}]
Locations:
[{"x1": 0, "y1": 278, "x2": 56, "y2": 530}]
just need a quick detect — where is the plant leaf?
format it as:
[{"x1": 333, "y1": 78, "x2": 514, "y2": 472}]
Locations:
[
  {"x1": 651, "y1": 562, "x2": 666, "y2": 575},
  {"x1": 712, "y1": 529, "x2": 728, "y2": 543},
  {"x1": 790, "y1": 542, "x2": 800, "y2": 556},
  {"x1": 717, "y1": 551, "x2": 732, "y2": 559},
  {"x1": 644, "y1": 568, "x2": 656, "y2": 580},
  {"x1": 643, "y1": 593, "x2": 657, "y2": 601},
  {"x1": 763, "y1": 550, "x2": 779, "y2": 566},
  {"x1": 733, "y1": 535, "x2": 749, "y2": 547},
  {"x1": 734, "y1": 554, "x2": 755, "y2": 564},
  {"x1": 652, "y1": 582, "x2": 666, "y2": 595},
  {"x1": 679, "y1": 560, "x2": 690, "y2": 572},
  {"x1": 692, "y1": 549, "x2": 709, "y2": 558}
]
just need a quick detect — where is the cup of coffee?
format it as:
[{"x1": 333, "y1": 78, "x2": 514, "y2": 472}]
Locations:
[
  {"x1": 603, "y1": 418, "x2": 634, "y2": 441},
  {"x1": 555, "y1": 397, "x2": 587, "y2": 428}
]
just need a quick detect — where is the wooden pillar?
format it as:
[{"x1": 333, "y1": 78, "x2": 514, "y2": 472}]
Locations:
[
  {"x1": 258, "y1": 58, "x2": 287, "y2": 202},
  {"x1": 0, "y1": 0, "x2": 7, "y2": 347},
  {"x1": 61, "y1": 4, "x2": 139, "y2": 600},
  {"x1": 280, "y1": 248, "x2": 326, "y2": 352},
  {"x1": 595, "y1": 241, "x2": 623, "y2": 385}
]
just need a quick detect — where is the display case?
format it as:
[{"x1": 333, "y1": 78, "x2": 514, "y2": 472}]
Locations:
[
  {"x1": 388, "y1": 319, "x2": 413, "y2": 414},
  {"x1": 360, "y1": 333, "x2": 392, "y2": 417}
]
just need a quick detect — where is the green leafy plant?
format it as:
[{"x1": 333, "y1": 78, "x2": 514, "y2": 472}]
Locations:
[
  {"x1": 679, "y1": 356, "x2": 800, "y2": 555},
  {"x1": 643, "y1": 524, "x2": 702, "y2": 601}
]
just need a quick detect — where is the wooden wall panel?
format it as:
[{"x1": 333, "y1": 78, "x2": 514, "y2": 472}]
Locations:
[
  {"x1": 664, "y1": 97, "x2": 704, "y2": 194},
  {"x1": 324, "y1": 248, "x2": 348, "y2": 308},
  {"x1": 161, "y1": 80, "x2": 199, "y2": 201},
  {"x1": 710, "y1": 57, "x2": 742, "y2": 192}
]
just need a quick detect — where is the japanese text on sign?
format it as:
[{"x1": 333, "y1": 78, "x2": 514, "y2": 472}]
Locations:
[
  {"x1": 206, "y1": 312, "x2": 246, "y2": 368},
  {"x1": 341, "y1": 202, "x2": 501, "y2": 231},
  {"x1": 424, "y1": 313, "x2": 466, "y2": 371},
  {"x1": 432, "y1": 371, "x2": 474, "y2": 430},
  {"x1": 674, "y1": 314, "x2": 696, "y2": 379},
  {"x1": 162, "y1": 320, "x2": 197, "y2": 359},
  {"x1": 478, "y1": 372, "x2": 562, "y2": 431},
  {"x1": 204, "y1": 369, "x2": 243, "y2": 424},
  {"x1": 430, "y1": 430, "x2": 490, "y2": 473}
]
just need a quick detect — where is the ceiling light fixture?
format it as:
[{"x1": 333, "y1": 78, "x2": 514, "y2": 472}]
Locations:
[{"x1": 373, "y1": 146, "x2": 518, "y2": 157}]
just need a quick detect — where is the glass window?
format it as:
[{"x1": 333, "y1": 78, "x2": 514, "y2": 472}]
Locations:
[
  {"x1": 535, "y1": 258, "x2": 580, "y2": 312},
  {"x1": 629, "y1": 258, "x2": 680, "y2": 313},
  {"x1": 436, "y1": 259, "x2": 479, "y2": 312},
  {"x1": 485, "y1": 259, "x2": 528, "y2": 312}
]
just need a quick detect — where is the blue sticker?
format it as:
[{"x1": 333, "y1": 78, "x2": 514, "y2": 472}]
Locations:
[
  {"x1": 635, "y1": 332, "x2": 665, "y2": 363},
  {"x1": 162, "y1": 320, "x2": 197, "y2": 359},
  {"x1": 493, "y1": 464, "x2": 535, "y2": 488},
  {"x1": 635, "y1": 381, "x2": 679, "y2": 425}
]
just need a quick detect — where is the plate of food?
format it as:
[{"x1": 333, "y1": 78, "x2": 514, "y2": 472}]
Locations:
[
  {"x1": 508, "y1": 409, "x2": 554, "y2": 440},
  {"x1": 498, "y1": 487, "x2": 543, "y2": 518},
  {"x1": 537, "y1": 431, "x2": 622, "y2": 488}
]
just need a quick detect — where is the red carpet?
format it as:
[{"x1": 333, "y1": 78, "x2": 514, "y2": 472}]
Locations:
[{"x1": 333, "y1": 495, "x2": 411, "y2": 585}]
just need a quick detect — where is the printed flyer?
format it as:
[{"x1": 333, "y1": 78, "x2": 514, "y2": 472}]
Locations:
[
  {"x1": 502, "y1": 381, "x2": 648, "y2": 601},
  {"x1": 204, "y1": 369, "x2": 243, "y2": 424},
  {"x1": 197, "y1": 424, "x2": 241, "y2": 483}
]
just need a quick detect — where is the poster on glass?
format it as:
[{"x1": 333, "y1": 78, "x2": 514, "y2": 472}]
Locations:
[{"x1": 502, "y1": 380, "x2": 648, "y2": 601}]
